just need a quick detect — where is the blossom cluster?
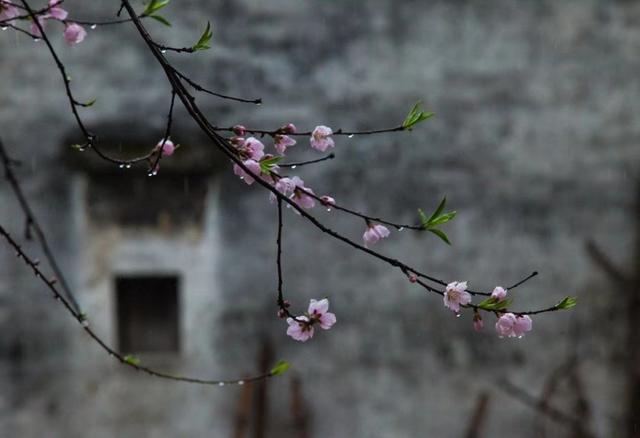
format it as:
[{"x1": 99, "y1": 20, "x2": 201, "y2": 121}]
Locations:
[
  {"x1": 442, "y1": 281, "x2": 533, "y2": 338},
  {"x1": 227, "y1": 124, "x2": 392, "y2": 247},
  {"x1": 0, "y1": 0, "x2": 86, "y2": 44}
]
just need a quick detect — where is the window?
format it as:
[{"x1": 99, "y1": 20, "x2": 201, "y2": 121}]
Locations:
[{"x1": 115, "y1": 275, "x2": 180, "y2": 354}]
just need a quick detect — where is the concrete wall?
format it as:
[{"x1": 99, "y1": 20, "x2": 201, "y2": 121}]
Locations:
[{"x1": 1, "y1": 0, "x2": 638, "y2": 436}]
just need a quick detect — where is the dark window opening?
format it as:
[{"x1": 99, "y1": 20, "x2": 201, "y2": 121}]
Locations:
[{"x1": 115, "y1": 275, "x2": 180, "y2": 354}]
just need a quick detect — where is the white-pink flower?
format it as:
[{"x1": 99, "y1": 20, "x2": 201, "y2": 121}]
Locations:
[
  {"x1": 308, "y1": 298, "x2": 337, "y2": 330},
  {"x1": 310, "y1": 125, "x2": 335, "y2": 152},
  {"x1": 47, "y1": 0, "x2": 68, "y2": 21},
  {"x1": 291, "y1": 176, "x2": 315, "y2": 209},
  {"x1": 286, "y1": 316, "x2": 314, "y2": 342},
  {"x1": 242, "y1": 137, "x2": 264, "y2": 161},
  {"x1": 491, "y1": 286, "x2": 507, "y2": 301},
  {"x1": 473, "y1": 313, "x2": 484, "y2": 331},
  {"x1": 0, "y1": 1, "x2": 20, "y2": 22},
  {"x1": 63, "y1": 23, "x2": 86, "y2": 45},
  {"x1": 155, "y1": 138, "x2": 175, "y2": 156},
  {"x1": 274, "y1": 134, "x2": 296, "y2": 155},
  {"x1": 320, "y1": 195, "x2": 336, "y2": 210},
  {"x1": 363, "y1": 224, "x2": 390, "y2": 246},
  {"x1": 443, "y1": 281, "x2": 472, "y2": 313},
  {"x1": 495, "y1": 313, "x2": 532, "y2": 338},
  {"x1": 233, "y1": 159, "x2": 261, "y2": 185},
  {"x1": 285, "y1": 298, "x2": 336, "y2": 342},
  {"x1": 30, "y1": 15, "x2": 46, "y2": 38}
]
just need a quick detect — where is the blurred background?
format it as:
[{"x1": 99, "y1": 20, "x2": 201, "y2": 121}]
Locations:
[{"x1": 1, "y1": 0, "x2": 639, "y2": 436}]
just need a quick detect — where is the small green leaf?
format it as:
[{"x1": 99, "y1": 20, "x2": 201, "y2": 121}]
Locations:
[
  {"x1": 556, "y1": 296, "x2": 577, "y2": 310},
  {"x1": 270, "y1": 360, "x2": 291, "y2": 376},
  {"x1": 477, "y1": 297, "x2": 512, "y2": 311},
  {"x1": 123, "y1": 355, "x2": 141, "y2": 366},
  {"x1": 259, "y1": 156, "x2": 283, "y2": 173},
  {"x1": 70, "y1": 144, "x2": 84, "y2": 151},
  {"x1": 429, "y1": 197, "x2": 447, "y2": 222},
  {"x1": 428, "y1": 228, "x2": 451, "y2": 245},
  {"x1": 402, "y1": 101, "x2": 434, "y2": 130},
  {"x1": 150, "y1": 14, "x2": 172, "y2": 27},
  {"x1": 143, "y1": 0, "x2": 170, "y2": 16},
  {"x1": 192, "y1": 21, "x2": 213, "y2": 51},
  {"x1": 84, "y1": 98, "x2": 97, "y2": 107}
]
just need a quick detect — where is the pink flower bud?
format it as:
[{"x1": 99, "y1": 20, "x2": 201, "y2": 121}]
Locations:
[
  {"x1": 491, "y1": 286, "x2": 507, "y2": 301},
  {"x1": 64, "y1": 23, "x2": 87, "y2": 45},
  {"x1": 281, "y1": 123, "x2": 297, "y2": 134},
  {"x1": 233, "y1": 125, "x2": 247, "y2": 136},
  {"x1": 473, "y1": 313, "x2": 483, "y2": 331}
]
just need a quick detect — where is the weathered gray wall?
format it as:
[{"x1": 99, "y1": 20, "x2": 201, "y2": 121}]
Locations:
[{"x1": 1, "y1": 0, "x2": 639, "y2": 436}]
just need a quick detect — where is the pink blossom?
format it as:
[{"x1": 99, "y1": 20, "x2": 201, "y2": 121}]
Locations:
[
  {"x1": 274, "y1": 134, "x2": 296, "y2": 154},
  {"x1": 473, "y1": 313, "x2": 484, "y2": 331},
  {"x1": 320, "y1": 195, "x2": 335, "y2": 210},
  {"x1": 0, "y1": 2, "x2": 20, "y2": 22},
  {"x1": 408, "y1": 272, "x2": 417, "y2": 283},
  {"x1": 63, "y1": 23, "x2": 86, "y2": 45},
  {"x1": 155, "y1": 138, "x2": 175, "y2": 156},
  {"x1": 30, "y1": 15, "x2": 46, "y2": 38},
  {"x1": 286, "y1": 316, "x2": 314, "y2": 342},
  {"x1": 281, "y1": 123, "x2": 296, "y2": 134},
  {"x1": 233, "y1": 159, "x2": 261, "y2": 185},
  {"x1": 48, "y1": 0, "x2": 68, "y2": 21},
  {"x1": 308, "y1": 298, "x2": 337, "y2": 330},
  {"x1": 237, "y1": 136, "x2": 264, "y2": 161},
  {"x1": 291, "y1": 176, "x2": 315, "y2": 209},
  {"x1": 495, "y1": 313, "x2": 532, "y2": 338},
  {"x1": 491, "y1": 286, "x2": 507, "y2": 301},
  {"x1": 443, "y1": 281, "x2": 472, "y2": 313},
  {"x1": 232, "y1": 125, "x2": 246, "y2": 136},
  {"x1": 275, "y1": 177, "x2": 296, "y2": 197},
  {"x1": 310, "y1": 125, "x2": 335, "y2": 151},
  {"x1": 362, "y1": 224, "x2": 390, "y2": 247}
]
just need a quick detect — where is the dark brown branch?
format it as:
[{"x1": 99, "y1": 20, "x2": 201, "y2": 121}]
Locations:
[{"x1": 0, "y1": 223, "x2": 273, "y2": 386}]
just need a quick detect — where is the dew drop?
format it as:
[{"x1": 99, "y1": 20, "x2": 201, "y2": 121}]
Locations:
[
  {"x1": 1, "y1": 26, "x2": 8, "y2": 31},
  {"x1": 348, "y1": 134, "x2": 354, "y2": 138},
  {"x1": 119, "y1": 164, "x2": 125, "y2": 169},
  {"x1": 518, "y1": 335, "x2": 523, "y2": 339},
  {"x1": 238, "y1": 380, "x2": 245, "y2": 385},
  {"x1": 398, "y1": 227, "x2": 405, "y2": 231},
  {"x1": 218, "y1": 382, "x2": 225, "y2": 387},
  {"x1": 256, "y1": 102, "x2": 262, "y2": 106},
  {"x1": 161, "y1": 49, "x2": 167, "y2": 54},
  {"x1": 456, "y1": 313, "x2": 461, "y2": 318},
  {"x1": 90, "y1": 24, "x2": 97, "y2": 29},
  {"x1": 326, "y1": 208, "x2": 332, "y2": 212},
  {"x1": 125, "y1": 164, "x2": 132, "y2": 169},
  {"x1": 291, "y1": 165, "x2": 297, "y2": 169},
  {"x1": 33, "y1": 38, "x2": 41, "y2": 42}
]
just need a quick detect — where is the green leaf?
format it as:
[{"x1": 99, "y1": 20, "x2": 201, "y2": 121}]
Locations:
[
  {"x1": 402, "y1": 101, "x2": 434, "y2": 130},
  {"x1": 149, "y1": 14, "x2": 172, "y2": 27},
  {"x1": 70, "y1": 144, "x2": 84, "y2": 151},
  {"x1": 143, "y1": 0, "x2": 170, "y2": 16},
  {"x1": 477, "y1": 297, "x2": 512, "y2": 311},
  {"x1": 270, "y1": 360, "x2": 291, "y2": 376},
  {"x1": 428, "y1": 211, "x2": 456, "y2": 227},
  {"x1": 429, "y1": 197, "x2": 447, "y2": 222},
  {"x1": 556, "y1": 296, "x2": 577, "y2": 310},
  {"x1": 259, "y1": 155, "x2": 283, "y2": 173},
  {"x1": 84, "y1": 98, "x2": 97, "y2": 107},
  {"x1": 192, "y1": 21, "x2": 213, "y2": 51},
  {"x1": 428, "y1": 228, "x2": 451, "y2": 245},
  {"x1": 123, "y1": 355, "x2": 141, "y2": 366}
]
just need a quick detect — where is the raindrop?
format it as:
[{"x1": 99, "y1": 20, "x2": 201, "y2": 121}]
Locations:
[
  {"x1": 125, "y1": 164, "x2": 132, "y2": 169},
  {"x1": 518, "y1": 335, "x2": 523, "y2": 339},
  {"x1": 1, "y1": 26, "x2": 8, "y2": 31},
  {"x1": 33, "y1": 38, "x2": 40, "y2": 42},
  {"x1": 119, "y1": 164, "x2": 125, "y2": 169},
  {"x1": 81, "y1": 320, "x2": 90, "y2": 328},
  {"x1": 291, "y1": 165, "x2": 297, "y2": 169},
  {"x1": 161, "y1": 49, "x2": 167, "y2": 54},
  {"x1": 256, "y1": 102, "x2": 262, "y2": 106},
  {"x1": 90, "y1": 24, "x2": 97, "y2": 30},
  {"x1": 238, "y1": 380, "x2": 245, "y2": 385},
  {"x1": 348, "y1": 134, "x2": 354, "y2": 138},
  {"x1": 218, "y1": 382, "x2": 225, "y2": 387},
  {"x1": 326, "y1": 208, "x2": 332, "y2": 212},
  {"x1": 398, "y1": 227, "x2": 405, "y2": 231},
  {"x1": 456, "y1": 313, "x2": 461, "y2": 318}
]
